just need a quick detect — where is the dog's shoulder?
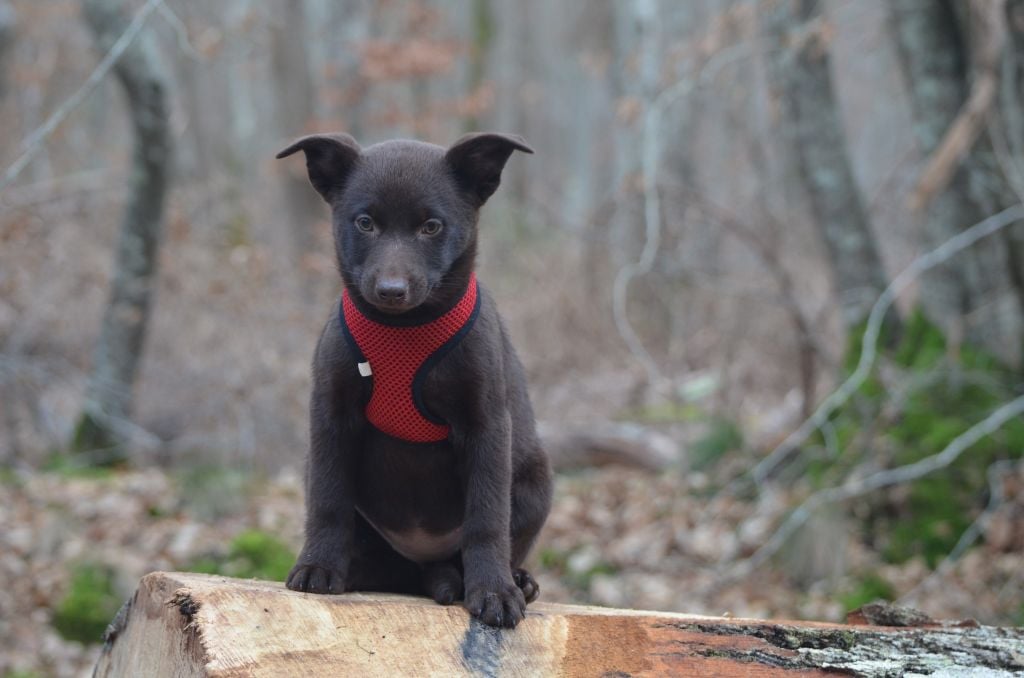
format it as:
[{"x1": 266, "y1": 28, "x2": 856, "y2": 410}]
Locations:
[
  {"x1": 311, "y1": 298, "x2": 365, "y2": 408},
  {"x1": 454, "y1": 282, "x2": 508, "y2": 364}
]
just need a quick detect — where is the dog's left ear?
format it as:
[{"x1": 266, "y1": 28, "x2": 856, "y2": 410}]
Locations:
[
  {"x1": 445, "y1": 133, "x2": 533, "y2": 206},
  {"x1": 276, "y1": 133, "x2": 361, "y2": 203}
]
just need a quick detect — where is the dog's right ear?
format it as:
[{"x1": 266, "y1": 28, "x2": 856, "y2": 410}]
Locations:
[{"x1": 276, "y1": 133, "x2": 361, "y2": 203}]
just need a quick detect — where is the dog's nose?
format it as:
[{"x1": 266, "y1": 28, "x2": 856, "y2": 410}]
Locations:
[{"x1": 376, "y1": 278, "x2": 409, "y2": 302}]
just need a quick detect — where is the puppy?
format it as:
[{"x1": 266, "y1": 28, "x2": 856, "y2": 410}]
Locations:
[{"x1": 276, "y1": 132, "x2": 552, "y2": 628}]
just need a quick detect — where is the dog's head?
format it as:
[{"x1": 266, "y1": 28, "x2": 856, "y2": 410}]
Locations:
[{"x1": 277, "y1": 132, "x2": 532, "y2": 315}]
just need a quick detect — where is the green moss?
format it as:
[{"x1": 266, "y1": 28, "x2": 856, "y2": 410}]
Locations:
[
  {"x1": 229, "y1": 530, "x2": 295, "y2": 580},
  {"x1": 146, "y1": 504, "x2": 168, "y2": 518},
  {"x1": 567, "y1": 560, "x2": 619, "y2": 592},
  {"x1": 842, "y1": 310, "x2": 902, "y2": 374},
  {"x1": 883, "y1": 474, "x2": 970, "y2": 565},
  {"x1": 893, "y1": 307, "x2": 946, "y2": 369},
  {"x1": 188, "y1": 529, "x2": 295, "y2": 581},
  {"x1": 812, "y1": 305, "x2": 1023, "y2": 567},
  {"x1": 68, "y1": 412, "x2": 127, "y2": 467},
  {"x1": 223, "y1": 211, "x2": 250, "y2": 249},
  {"x1": 619, "y1": 401, "x2": 702, "y2": 424},
  {"x1": 691, "y1": 418, "x2": 744, "y2": 470},
  {"x1": 538, "y1": 546, "x2": 619, "y2": 594},
  {"x1": 42, "y1": 453, "x2": 116, "y2": 480},
  {"x1": 879, "y1": 325, "x2": 1021, "y2": 564},
  {"x1": 538, "y1": 547, "x2": 567, "y2": 571},
  {"x1": 52, "y1": 563, "x2": 122, "y2": 645},
  {"x1": 0, "y1": 466, "x2": 21, "y2": 486},
  {"x1": 838, "y1": 573, "x2": 895, "y2": 614},
  {"x1": 175, "y1": 465, "x2": 257, "y2": 520}
]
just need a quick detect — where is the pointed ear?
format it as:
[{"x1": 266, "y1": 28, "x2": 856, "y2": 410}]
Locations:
[
  {"x1": 276, "y1": 133, "x2": 361, "y2": 203},
  {"x1": 445, "y1": 132, "x2": 533, "y2": 206}
]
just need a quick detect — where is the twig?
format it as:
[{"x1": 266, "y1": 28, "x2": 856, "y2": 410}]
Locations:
[
  {"x1": 733, "y1": 394, "x2": 1024, "y2": 579},
  {"x1": 751, "y1": 203, "x2": 1024, "y2": 486},
  {"x1": 0, "y1": 0, "x2": 164, "y2": 193},
  {"x1": 0, "y1": 169, "x2": 123, "y2": 209},
  {"x1": 611, "y1": 0, "x2": 669, "y2": 394},
  {"x1": 611, "y1": 34, "x2": 762, "y2": 393},
  {"x1": 157, "y1": 1, "x2": 204, "y2": 60},
  {"x1": 908, "y1": 0, "x2": 1008, "y2": 211},
  {"x1": 674, "y1": 186, "x2": 825, "y2": 417}
]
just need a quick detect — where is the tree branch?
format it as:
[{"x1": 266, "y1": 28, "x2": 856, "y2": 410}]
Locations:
[
  {"x1": 612, "y1": 33, "x2": 762, "y2": 393},
  {"x1": 909, "y1": 0, "x2": 1008, "y2": 210},
  {"x1": 899, "y1": 458, "x2": 1020, "y2": 604},
  {"x1": 734, "y1": 393, "x2": 1024, "y2": 579},
  {"x1": 751, "y1": 204, "x2": 1024, "y2": 486},
  {"x1": 0, "y1": 0, "x2": 164, "y2": 193}
]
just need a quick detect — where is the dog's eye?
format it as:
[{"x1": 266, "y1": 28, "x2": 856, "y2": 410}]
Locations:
[
  {"x1": 354, "y1": 215, "x2": 374, "y2": 233},
  {"x1": 420, "y1": 219, "x2": 443, "y2": 236}
]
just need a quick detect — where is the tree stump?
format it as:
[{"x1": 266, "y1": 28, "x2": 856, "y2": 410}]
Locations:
[{"x1": 94, "y1": 572, "x2": 1024, "y2": 677}]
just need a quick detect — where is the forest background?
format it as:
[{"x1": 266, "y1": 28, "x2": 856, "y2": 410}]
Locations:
[{"x1": 2, "y1": 1, "x2": 1024, "y2": 675}]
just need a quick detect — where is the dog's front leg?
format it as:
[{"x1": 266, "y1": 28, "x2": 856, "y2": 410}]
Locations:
[
  {"x1": 460, "y1": 411, "x2": 525, "y2": 628},
  {"x1": 286, "y1": 400, "x2": 359, "y2": 595}
]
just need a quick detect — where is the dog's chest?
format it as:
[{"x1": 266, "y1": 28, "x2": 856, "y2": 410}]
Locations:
[
  {"x1": 361, "y1": 509, "x2": 463, "y2": 562},
  {"x1": 354, "y1": 428, "x2": 466, "y2": 562}
]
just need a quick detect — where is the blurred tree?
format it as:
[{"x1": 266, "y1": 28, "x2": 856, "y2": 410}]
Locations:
[
  {"x1": 608, "y1": 0, "x2": 657, "y2": 273},
  {"x1": 271, "y1": 0, "x2": 320, "y2": 281},
  {"x1": 462, "y1": 0, "x2": 493, "y2": 133},
  {"x1": 1002, "y1": 0, "x2": 1024, "y2": 327},
  {"x1": 0, "y1": 1, "x2": 13, "y2": 99},
  {"x1": 764, "y1": 0, "x2": 892, "y2": 334},
  {"x1": 890, "y1": 0, "x2": 1023, "y2": 360},
  {"x1": 72, "y1": 0, "x2": 171, "y2": 464}
]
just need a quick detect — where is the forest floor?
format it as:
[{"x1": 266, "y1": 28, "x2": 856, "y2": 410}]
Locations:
[{"x1": 2, "y1": 464, "x2": 1022, "y2": 678}]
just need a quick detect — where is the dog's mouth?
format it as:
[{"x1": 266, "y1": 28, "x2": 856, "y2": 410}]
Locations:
[{"x1": 371, "y1": 297, "x2": 419, "y2": 314}]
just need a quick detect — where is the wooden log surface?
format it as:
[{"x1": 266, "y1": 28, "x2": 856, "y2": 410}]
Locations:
[{"x1": 94, "y1": 572, "x2": 1024, "y2": 677}]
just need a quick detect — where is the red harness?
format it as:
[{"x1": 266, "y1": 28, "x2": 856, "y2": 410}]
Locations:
[{"x1": 340, "y1": 275, "x2": 480, "y2": 443}]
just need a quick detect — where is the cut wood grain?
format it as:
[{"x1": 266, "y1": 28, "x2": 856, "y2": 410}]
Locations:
[{"x1": 94, "y1": 572, "x2": 1024, "y2": 677}]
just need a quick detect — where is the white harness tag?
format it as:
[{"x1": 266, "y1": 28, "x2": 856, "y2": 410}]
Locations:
[{"x1": 357, "y1": 361, "x2": 372, "y2": 377}]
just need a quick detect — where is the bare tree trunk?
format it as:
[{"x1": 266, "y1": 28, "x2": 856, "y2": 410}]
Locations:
[
  {"x1": 607, "y1": 0, "x2": 654, "y2": 272},
  {"x1": 1001, "y1": 0, "x2": 1024, "y2": 334},
  {"x1": 890, "y1": 0, "x2": 1022, "y2": 359},
  {"x1": 462, "y1": 0, "x2": 493, "y2": 133},
  {"x1": 765, "y1": 0, "x2": 892, "y2": 333},
  {"x1": 270, "y1": 0, "x2": 320, "y2": 281},
  {"x1": 0, "y1": 1, "x2": 14, "y2": 99},
  {"x1": 72, "y1": 0, "x2": 171, "y2": 464}
]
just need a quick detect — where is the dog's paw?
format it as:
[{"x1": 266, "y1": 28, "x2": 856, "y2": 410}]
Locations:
[
  {"x1": 286, "y1": 563, "x2": 346, "y2": 594},
  {"x1": 423, "y1": 562, "x2": 463, "y2": 606},
  {"x1": 464, "y1": 578, "x2": 526, "y2": 628},
  {"x1": 512, "y1": 568, "x2": 540, "y2": 604}
]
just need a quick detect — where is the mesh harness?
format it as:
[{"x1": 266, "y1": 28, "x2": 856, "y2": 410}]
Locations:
[{"x1": 339, "y1": 274, "x2": 480, "y2": 443}]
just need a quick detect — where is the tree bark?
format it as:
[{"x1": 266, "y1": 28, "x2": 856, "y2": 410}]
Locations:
[
  {"x1": 72, "y1": 0, "x2": 171, "y2": 464},
  {"x1": 890, "y1": 0, "x2": 1022, "y2": 359},
  {"x1": 0, "y1": 1, "x2": 14, "y2": 99},
  {"x1": 765, "y1": 0, "x2": 892, "y2": 333},
  {"x1": 1002, "y1": 0, "x2": 1024, "y2": 332},
  {"x1": 271, "y1": 0, "x2": 320, "y2": 282},
  {"x1": 95, "y1": 572, "x2": 1024, "y2": 677}
]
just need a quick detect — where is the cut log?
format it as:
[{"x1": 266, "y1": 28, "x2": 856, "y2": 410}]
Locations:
[
  {"x1": 539, "y1": 421, "x2": 679, "y2": 471},
  {"x1": 95, "y1": 572, "x2": 1024, "y2": 677}
]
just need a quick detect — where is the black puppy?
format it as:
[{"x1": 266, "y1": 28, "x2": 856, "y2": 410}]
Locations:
[{"x1": 275, "y1": 132, "x2": 552, "y2": 628}]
